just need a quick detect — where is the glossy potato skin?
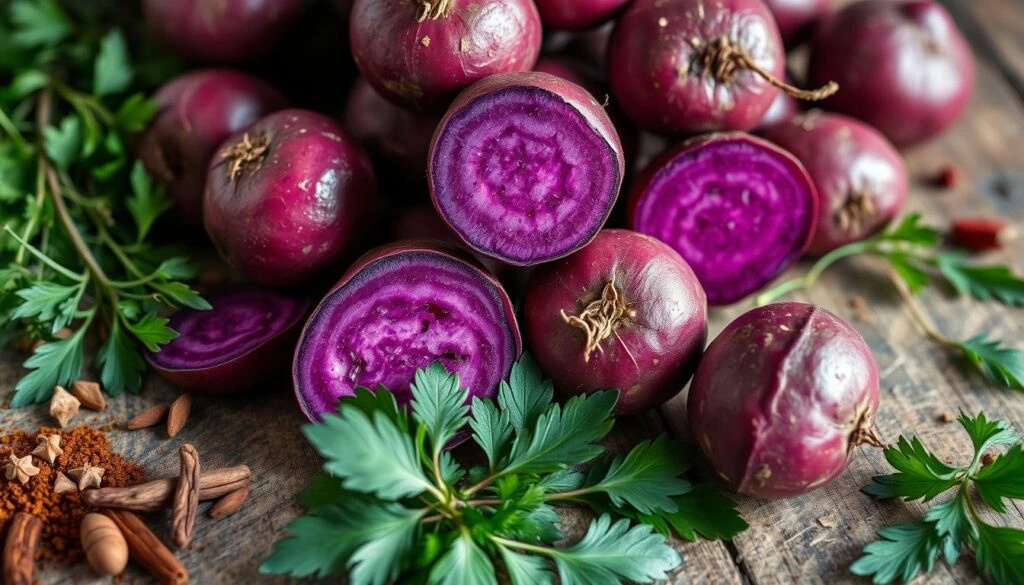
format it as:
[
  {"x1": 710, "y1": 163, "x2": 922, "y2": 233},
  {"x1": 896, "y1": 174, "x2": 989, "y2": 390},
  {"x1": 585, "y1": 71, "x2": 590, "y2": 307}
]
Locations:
[
  {"x1": 688, "y1": 303, "x2": 880, "y2": 498},
  {"x1": 608, "y1": 0, "x2": 786, "y2": 134},
  {"x1": 534, "y1": 0, "x2": 630, "y2": 31},
  {"x1": 808, "y1": 1, "x2": 974, "y2": 147},
  {"x1": 525, "y1": 230, "x2": 707, "y2": 415},
  {"x1": 350, "y1": 0, "x2": 542, "y2": 111}
]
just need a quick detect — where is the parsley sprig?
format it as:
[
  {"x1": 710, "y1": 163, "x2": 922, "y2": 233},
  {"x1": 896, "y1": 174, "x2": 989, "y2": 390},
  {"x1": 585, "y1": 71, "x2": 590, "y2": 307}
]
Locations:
[
  {"x1": 261, "y1": 355, "x2": 748, "y2": 584},
  {"x1": 851, "y1": 412, "x2": 1024, "y2": 584},
  {"x1": 756, "y1": 214, "x2": 1024, "y2": 390},
  {"x1": 0, "y1": 1, "x2": 206, "y2": 406}
]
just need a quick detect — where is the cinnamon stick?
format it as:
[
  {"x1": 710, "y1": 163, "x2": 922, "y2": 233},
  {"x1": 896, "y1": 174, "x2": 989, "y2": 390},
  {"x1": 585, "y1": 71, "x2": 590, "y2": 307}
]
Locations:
[
  {"x1": 171, "y1": 445, "x2": 200, "y2": 548},
  {"x1": 104, "y1": 509, "x2": 188, "y2": 585},
  {"x1": 82, "y1": 465, "x2": 251, "y2": 512},
  {"x1": 3, "y1": 512, "x2": 41, "y2": 585}
]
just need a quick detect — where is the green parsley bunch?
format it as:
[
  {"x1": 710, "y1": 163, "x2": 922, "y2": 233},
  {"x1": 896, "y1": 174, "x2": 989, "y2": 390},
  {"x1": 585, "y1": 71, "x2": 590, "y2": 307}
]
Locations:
[
  {"x1": 0, "y1": 1, "x2": 206, "y2": 406},
  {"x1": 757, "y1": 213, "x2": 1024, "y2": 390},
  {"x1": 852, "y1": 412, "x2": 1024, "y2": 584},
  {"x1": 261, "y1": 355, "x2": 748, "y2": 585}
]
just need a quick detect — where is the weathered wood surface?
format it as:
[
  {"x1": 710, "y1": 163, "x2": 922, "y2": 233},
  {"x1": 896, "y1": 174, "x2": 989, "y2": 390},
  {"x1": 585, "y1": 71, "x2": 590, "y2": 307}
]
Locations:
[{"x1": 2, "y1": 0, "x2": 1024, "y2": 583}]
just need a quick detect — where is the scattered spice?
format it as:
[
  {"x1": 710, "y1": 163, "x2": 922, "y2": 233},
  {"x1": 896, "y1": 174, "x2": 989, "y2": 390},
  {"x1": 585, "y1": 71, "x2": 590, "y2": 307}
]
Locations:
[
  {"x1": 167, "y1": 395, "x2": 193, "y2": 438},
  {"x1": 83, "y1": 466, "x2": 252, "y2": 512},
  {"x1": 171, "y1": 445, "x2": 200, "y2": 549},
  {"x1": 208, "y1": 486, "x2": 249, "y2": 519},
  {"x1": 980, "y1": 451, "x2": 996, "y2": 467},
  {"x1": 53, "y1": 472, "x2": 77, "y2": 494},
  {"x1": 69, "y1": 381, "x2": 105, "y2": 411},
  {"x1": 2, "y1": 512, "x2": 42, "y2": 585},
  {"x1": 105, "y1": 509, "x2": 189, "y2": 585},
  {"x1": 0, "y1": 426, "x2": 144, "y2": 564},
  {"x1": 126, "y1": 404, "x2": 169, "y2": 430},
  {"x1": 935, "y1": 165, "x2": 959, "y2": 188},
  {"x1": 849, "y1": 296, "x2": 867, "y2": 309},
  {"x1": 49, "y1": 386, "x2": 80, "y2": 427},
  {"x1": 938, "y1": 411, "x2": 955, "y2": 424},
  {"x1": 31, "y1": 434, "x2": 63, "y2": 464},
  {"x1": 949, "y1": 218, "x2": 1010, "y2": 252},
  {"x1": 817, "y1": 515, "x2": 838, "y2": 528},
  {"x1": 80, "y1": 513, "x2": 129, "y2": 576},
  {"x1": 4, "y1": 453, "x2": 40, "y2": 485},
  {"x1": 68, "y1": 463, "x2": 105, "y2": 491}
]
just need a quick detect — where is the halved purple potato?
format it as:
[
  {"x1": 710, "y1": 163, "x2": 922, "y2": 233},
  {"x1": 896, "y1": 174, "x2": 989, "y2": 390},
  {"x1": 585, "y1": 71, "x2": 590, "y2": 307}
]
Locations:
[
  {"x1": 525, "y1": 229, "x2": 707, "y2": 415},
  {"x1": 429, "y1": 72, "x2": 624, "y2": 266},
  {"x1": 293, "y1": 241, "x2": 522, "y2": 421},
  {"x1": 147, "y1": 288, "x2": 309, "y2": 393},
  {"x1": 763, "y1": 111, "x2": 908, "y2": 255},
  {"x1": 628, "y1": 133, "x2": 817, "y2": 305}
]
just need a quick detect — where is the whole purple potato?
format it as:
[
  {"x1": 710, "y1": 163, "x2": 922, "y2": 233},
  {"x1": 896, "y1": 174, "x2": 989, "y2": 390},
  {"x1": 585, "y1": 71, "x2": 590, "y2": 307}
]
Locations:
[
  {"x1": 607, "y1": 0, "x2": 836, "y2": 135},
  {"x1": 137, "y1": 70, "x2": 286, "y2": 227},
  {"x1": 688, "y1": 302, "x2": 881, "y2": 498},
  {"x1": 764, "y1": 111, "x2": 908, "y2": 254},
  {"x1": 143, "y1": 0, "x2": 308, "y2": 64},
  {"x1": 525, "y1": 230, "x2": 707, "y2": 415},
  {"x1": 808, "y1": 1, "x2": 974, "y2": 147},
  {"x1": 350, "y1": 0, "x2": 542, "y2": 111},
  {"x1": 204, "y1": 109, "x2": 377, "y2": 287},
  {"x1": 763, "y1": 0, "x2": 831, "y2": 46},
  {"x1": 534, "y1": 0, "x2": 630, "y2": 31}
]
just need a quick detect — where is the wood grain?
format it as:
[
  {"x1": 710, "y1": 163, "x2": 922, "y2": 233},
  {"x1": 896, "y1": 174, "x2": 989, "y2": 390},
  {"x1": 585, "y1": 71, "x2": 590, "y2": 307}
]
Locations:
[{"x1": 2, "y1": 1, "x2": 1024, "y2": 583}]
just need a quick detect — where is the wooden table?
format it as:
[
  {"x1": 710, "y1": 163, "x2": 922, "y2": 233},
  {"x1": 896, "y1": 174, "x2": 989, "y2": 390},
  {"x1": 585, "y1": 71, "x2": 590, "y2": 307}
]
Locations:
[{"x1": 3, "y1": 0, "x2": 1023, "y2": 583}]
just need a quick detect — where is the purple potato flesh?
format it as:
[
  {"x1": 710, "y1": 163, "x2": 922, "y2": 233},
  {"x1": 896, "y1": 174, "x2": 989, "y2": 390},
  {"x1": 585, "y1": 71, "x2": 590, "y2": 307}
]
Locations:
[
  {"x1": 430, "y1": 72, "x2": 624, "y2": 266},
  {"x1": 293, "y1": 242, "x2": 521, "y2": 421},
  {"x1": 629, "y1": 133, "x2": 817, "y2": 305}
]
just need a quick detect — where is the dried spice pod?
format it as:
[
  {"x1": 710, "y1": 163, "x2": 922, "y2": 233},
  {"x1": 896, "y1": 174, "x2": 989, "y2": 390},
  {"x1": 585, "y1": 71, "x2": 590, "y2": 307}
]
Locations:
[
  {"x1": 70, "y1": 380, "x2": 105, "y2": 411},
  {"x1": 763, "y1": 111, "x2": 908, "y2": 255},
  {"x1": 127, "y1": 404, "x2": 170, "y2": 430},
  {"x1": 81, "y1": 513, "x2": 129, "y2": 576},
  {"x1": 3, "y1": 512, "x2": 42, "y2": 585},
  {"x1": 171, "y1": 445, "x2": 200, "y2": 548},
  {"x1": 82, "y1": 466, "x2": 252, "y2": 512},
  {"x1": 608, "y1": 0, "x2": 837, "y2": 135},
  {"x1": 104, "y1": 510, "x2": 189, "y2": 585},
  {"x1": 208, "y1": 486, "x2": 249, "y2": 519},
  {"x1": 49, "y1": 386, "x2": 80, "y2": 427},
  {"x1": 167, "y1": 395, "x2": 192, "y2": 438}
]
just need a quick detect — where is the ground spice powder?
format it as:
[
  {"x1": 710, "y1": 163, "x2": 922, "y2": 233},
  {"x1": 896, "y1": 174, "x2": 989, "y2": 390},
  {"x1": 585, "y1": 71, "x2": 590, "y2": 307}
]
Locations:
[{"x1": 0, "y1": 425, "x2": 144, "y2": 564}]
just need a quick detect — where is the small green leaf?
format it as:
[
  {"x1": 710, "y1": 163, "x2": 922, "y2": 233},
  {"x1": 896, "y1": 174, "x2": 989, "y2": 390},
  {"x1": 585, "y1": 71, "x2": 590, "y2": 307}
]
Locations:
[
  {"x1": 10, "y1": 0, "x2": 70, "y2": 47},
  {"x1": 96, "y1": 318, "x2": 145, "y2": 396},
  {"x1": 470, "y1": 397, "x2": 512, "y2": 470},
  {"x1": 337, "y1": 386, "x2": 409, "y2": 432},
  {"x1": 153, "y1": 256, "x2": 200, "y2": 280},
  {"x1": 639, "y1": 484, "x2": 748, "y2": 542},
  {"x1": 497, "y1": 546, "x2": 553, "y2": 585},
  {"x1": 937, "y1": 254, "x2": 1024, "y2": 306},
  {"x1": 850, "y1": 522, "x2": 944, "y2": 585},
  {"x1": 958, "y1": 411, "x2": 1019, "y2": 460},
  {"x1": 151, "y1": 281, "x2": 211, "y2": 310},
  {"x1": 956, "y1": 335, "x2": 1024, "y2": 391},
  {"x1": 504, "y1": 390, "x2": 616, "y2": 475},
  {"x1": 126, "y1": 162, "x2": 172, "y2": 242},
  {"x1": 93, "y1": 29, "x2": 133, "y2": 96},
  {"x1": 879, "y1": 213, "x2": 943, "y2": 247},
  {"x1": 973, "y1": 519, "x2": 1024, "y2": 585},
  {"x1": 298, "y1": 473, "x2": 350, "y2": 511},
  {"x1": 428, "y1": 531, "x2": 498, "y2": 585},
  {"x1": 410, "y1": 362, "x2": 469, "y2": 452},
  {"x1": 347, "y1": 505, "x2": 423, "y2": 585},
  {"x1": 535, "y1": 469, "x2": 585, "y2": 493},
  {"x1": 304, "y1": 407, "x2": 434, "y2": 500},
  {"x1": 498, "y1": 353, "x2": 554, "y2": 434},
  {"x1": 115, "y1": 93, "x2": 159, "y2": 133},
  {"x1": 862, "y1": 436, "x2": 961, "y2": 501},
  {"x1": 583, "y1": 436, "x2": 691, "y2": 514},
  {"x1": 551, "y1": 516, "x2": 681, "y2": 585},
  {"x1": 923, "y1": 493, "x2": 972, "y2": 564},
  {"x1": 8, "y1": 69, "x2": 47, "y2": 99},
  {"x1": 42, "y1": 116, "x2": 81, "y2": 170},
  {"x1": 125, "y1": 312, "x2": 178, "y2": 352},
  {"x1": 10, "y1": 281, "x2": 79, "y2": 333},
  {"x1": 973, "y1": 445, "x2": 1024, "y2": 513},
  {"x1": 12, "y1": 332, "x2": 85, "y2": 406}
]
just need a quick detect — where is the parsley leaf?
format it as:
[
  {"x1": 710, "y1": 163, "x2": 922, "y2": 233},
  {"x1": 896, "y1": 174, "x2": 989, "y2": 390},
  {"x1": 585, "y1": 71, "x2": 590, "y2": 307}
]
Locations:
[
  {"x1": 96, "y1": 318, "x2": 145, "y2": 395},
  {"x1": 956, "y1": 335, "x2": 1024, "y2": 391},
  {"x1": 10, "y1": 0, "x2": 70, "y2": 47},
  {"x1": 937, "y1": 253, "x2": 1024, "y2": 306},
  {"x1": 93, "y1": 29, "x2": 132, "y2": 96},
  {"x1": 504, "y1": 390, "x2": 616, "y2": 475},
  {"x1": 878, "y1": 213, "x2": 942, "y2": 246},
  {"x1": 550, "y1": 516, "x2": 680, "y2": 585},
  {"x1": 923, "y1": 493, "x2": 972, "y2": 564},
  {"x1": 126, "y1": 161, "x2": 172, "y2": 242},
  {"x1": 115, "y1": 94, "x2": 159, "y2": 132},
  {"x1": 862, "y1": 436, "x2": 961, "y2": 501},
  {"x1": 469, "y1": 396, "x2": 512, "y2": 470},
  {"x1": 497, "y1": 546, "x2": 553, "y2": 585},
  {"x1": 974, "y1": 520, "x2": 1024, "y2": 585},
  {"x1": 10, "y1": 280, "x2": 80, "y2": 333},
  {"x1": 973, "y1": 446, "x2": 1024, "y2": 513},
  {"x1": 11, "y1": 329, "x2": 85, "y2": 406},
  {"x1": 583, "y1": 436, "x2": 691, "y2": 514},
  {"x1": 639, "y1": 484, "x2": 748, "y2": 542},
  {"x1": 959, "y1": 411, "x2": 1019, "y2": 458},
  {"x1": 304, "y1": 407, "x2": 434, "y2": 500},
  {"x1": 850, "y1": 523, "x2": 944, "y2": 585},
  {"x1": 411, "y1": 362, "x2": 469, "y2": 452},
  {"x1": 429, "y1": 531, "x2": 497, "y2": 585},
  {"x1": 125, "y1": 312, "x2": 178, "y2": 352},
  {"x1": 42, "y1": 115, "x2": 80, "y2": 170},
  {"x1": 498, "y1": 353, "x2": 553, "y2": 434}
]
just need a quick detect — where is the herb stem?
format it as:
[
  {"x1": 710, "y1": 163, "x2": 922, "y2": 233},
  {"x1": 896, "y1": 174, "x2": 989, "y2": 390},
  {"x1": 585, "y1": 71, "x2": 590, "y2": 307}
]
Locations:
[
  {"x1": 887, "y1": 269, "x2": 952, "y2": 346},
  {"x1": 0, "y1": 105, "x2": 32, "y2": 155},
  {"x1": 490, "y1": 536, "x2": 555, "y2": 556},
  {"x1": 755, "y1": 240, "x2": 876, "y2": 305},
  {"x1": 2, "y1": 226, "x2": 84, "y2": 281},
  {"x1": 14, "y1": 160, "x2": 47, "y2": 265},
  {"x1": 462, "y1": 476, "x2": 496, "y2": 498},
  {"x1": 545, "y1": 488, "x2": 595, "y2": 502}
]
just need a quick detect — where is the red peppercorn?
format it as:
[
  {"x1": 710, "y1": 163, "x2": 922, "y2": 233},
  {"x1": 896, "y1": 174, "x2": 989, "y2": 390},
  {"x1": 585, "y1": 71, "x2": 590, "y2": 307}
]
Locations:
[
  {"x1": 936, "y1": 165, "x2": 959, "y2": 188},
  {"x1": 949, "y1": 218, "x2": 1008, "y2": 252}
]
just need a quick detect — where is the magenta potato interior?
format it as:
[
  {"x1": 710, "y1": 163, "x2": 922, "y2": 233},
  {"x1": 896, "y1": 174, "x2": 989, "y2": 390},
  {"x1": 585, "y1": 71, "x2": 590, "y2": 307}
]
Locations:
[
  {"x1": 294, "y1": 246, "x2": 520, "y2": 421},
  {"x1": 630, "y1": 134, "x2": 816, "y2": 305},
  {"x1": 431, "y1": 74, "x2": 622, "y2": 266},
  {"x1": 148, "y1": 288, "x2": 308, "y2": 371},
  {"x1": 687, "y1": 302, "x2": 880, "y2": 498}
]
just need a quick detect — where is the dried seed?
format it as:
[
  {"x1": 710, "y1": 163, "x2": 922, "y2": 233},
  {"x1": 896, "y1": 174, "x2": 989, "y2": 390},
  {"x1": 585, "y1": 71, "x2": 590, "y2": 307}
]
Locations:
[
  {"x1": 50, "y1": 386, "x2": 80, "y2": 428},
  {"x1": 209, "y1": 486, "x2": 249, "y2": 519},
  {"x1": 167, "y1": 395, "x2": 193, "y2": 438},
  {"x1": 127, "y1": 404, "x2": 169, "y2": 430},
  {"x1": 70, "y1": 380, "x2": 106, "y2": 411}
]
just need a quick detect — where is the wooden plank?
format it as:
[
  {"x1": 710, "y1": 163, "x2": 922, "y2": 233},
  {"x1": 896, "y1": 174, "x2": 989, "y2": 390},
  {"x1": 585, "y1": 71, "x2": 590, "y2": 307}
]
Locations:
[
  {"x1": 942, "y1": 0, "x2": 1024, "y2": 102},
  {"x1": 658, "y1": 9, "x2": 1024, "y2": 584}
]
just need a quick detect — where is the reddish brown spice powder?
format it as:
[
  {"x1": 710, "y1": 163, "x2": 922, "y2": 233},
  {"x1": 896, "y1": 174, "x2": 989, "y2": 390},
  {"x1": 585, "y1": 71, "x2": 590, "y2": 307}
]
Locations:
[{"x1": 0, "y1": 425, "x2": 144, "y2": 564}]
